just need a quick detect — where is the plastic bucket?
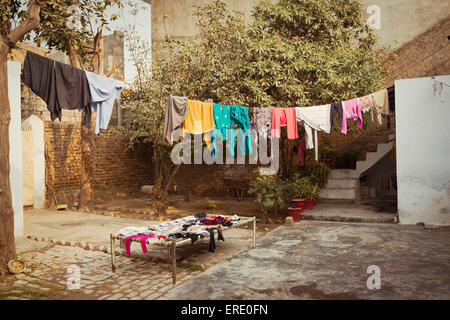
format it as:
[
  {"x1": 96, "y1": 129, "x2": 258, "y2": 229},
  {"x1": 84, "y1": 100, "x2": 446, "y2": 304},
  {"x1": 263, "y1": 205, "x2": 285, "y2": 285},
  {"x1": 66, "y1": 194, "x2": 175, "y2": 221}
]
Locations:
[
  {"x1": 305, "y1": 198, "x2": 315, "y2": 210},
  {"x1": 288, "y1": 208, "x2": 302, "y2": 222},
  {"x1": 292, "y1": 199, "x2": 306, "y2": 211}
]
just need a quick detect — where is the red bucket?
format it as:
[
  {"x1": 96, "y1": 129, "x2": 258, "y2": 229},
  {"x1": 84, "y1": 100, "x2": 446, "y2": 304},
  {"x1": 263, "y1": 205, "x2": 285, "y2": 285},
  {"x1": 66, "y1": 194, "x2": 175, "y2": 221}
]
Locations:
[
  {"x1": 305, "y1": 198, "x2": 315, "y2": 210},
  {"x1": 288, "y1": 208, "x2": 302, "y2": 222},
  {"x1": 292, "y1": 199, "x2": 306, "y2": 211}
]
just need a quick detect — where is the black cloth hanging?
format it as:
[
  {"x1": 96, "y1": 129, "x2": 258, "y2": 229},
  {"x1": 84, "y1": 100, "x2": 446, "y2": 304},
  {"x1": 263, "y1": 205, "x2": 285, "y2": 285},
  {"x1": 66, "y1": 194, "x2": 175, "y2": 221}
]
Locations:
[
  {"x1": 386, "y1": 86, "x2": 395, "y2": 129},
  {"x1": 21, "y1": 51, "x2": 92, "y2": 126},
  {"x1": 330, "y1": 102, "x2": 343, "y2": 127}
]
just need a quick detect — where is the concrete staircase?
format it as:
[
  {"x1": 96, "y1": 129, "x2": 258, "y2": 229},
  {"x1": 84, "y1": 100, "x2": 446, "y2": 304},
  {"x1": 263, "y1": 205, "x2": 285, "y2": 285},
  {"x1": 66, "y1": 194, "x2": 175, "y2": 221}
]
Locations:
[{"x1": 320, "y1": 118, "x2": 396, "y2": 202}]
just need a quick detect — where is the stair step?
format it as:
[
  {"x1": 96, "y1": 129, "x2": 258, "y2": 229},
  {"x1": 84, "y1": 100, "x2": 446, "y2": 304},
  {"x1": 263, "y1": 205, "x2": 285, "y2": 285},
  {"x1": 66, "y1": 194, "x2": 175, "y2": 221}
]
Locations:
[
  {"x1": 328, "y1": 169, "x2": 358, "y2": 179},
  {"x1": 326, "y1": 178, "x2": 358, "y2": 189},
  {"x1": 319, "y1": 188, "x2": 357, "y2": 200}
]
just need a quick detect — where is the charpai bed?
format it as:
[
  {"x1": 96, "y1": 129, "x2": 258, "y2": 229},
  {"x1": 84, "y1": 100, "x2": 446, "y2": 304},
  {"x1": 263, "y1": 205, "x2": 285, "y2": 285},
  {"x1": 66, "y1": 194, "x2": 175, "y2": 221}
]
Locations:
[{"x1": 109, "y1": 214, "x2": 256, "y2": 284}]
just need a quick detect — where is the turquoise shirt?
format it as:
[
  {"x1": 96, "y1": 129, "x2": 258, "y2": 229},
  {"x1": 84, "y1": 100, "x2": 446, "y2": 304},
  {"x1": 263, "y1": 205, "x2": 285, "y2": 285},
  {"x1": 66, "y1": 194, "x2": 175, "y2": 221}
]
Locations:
[{"x1": 211, "y1": 104, "x2": 252, "y2": 158}]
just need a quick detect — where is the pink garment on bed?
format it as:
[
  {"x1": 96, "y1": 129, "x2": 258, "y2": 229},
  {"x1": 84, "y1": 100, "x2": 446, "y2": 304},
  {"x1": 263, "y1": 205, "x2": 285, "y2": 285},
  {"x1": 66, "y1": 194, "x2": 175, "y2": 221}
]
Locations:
[
  {"x1": 125, "y1": 234, "x2": 155, "y2": 256},
  {"x1": 271, "y1": 108, "x2": 298, "y2": 140},
  {"x1": 341, "y1": 98, "x2": 363, "y2": 135}
]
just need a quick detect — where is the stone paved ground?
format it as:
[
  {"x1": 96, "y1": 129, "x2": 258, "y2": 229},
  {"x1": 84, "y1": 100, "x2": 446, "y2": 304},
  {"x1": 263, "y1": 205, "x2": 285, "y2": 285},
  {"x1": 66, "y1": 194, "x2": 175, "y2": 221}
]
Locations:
[
  {"x1": 1, "y1": 245, "x2": 198, "y2": 300},
  {"x1": 164, "y1": 221, "x2": 450, "y2": 300}
]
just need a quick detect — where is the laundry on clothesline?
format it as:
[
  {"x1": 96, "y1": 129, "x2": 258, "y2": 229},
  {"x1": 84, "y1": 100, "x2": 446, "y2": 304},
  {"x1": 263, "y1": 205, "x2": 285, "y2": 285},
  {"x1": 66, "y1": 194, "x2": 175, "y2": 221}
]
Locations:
[
  {"x1": 21, "y1": 50, "x2": 126, "y2": 135},
  {"x1": 162, "y1": 83, "x2": 396, "y2": 164}
]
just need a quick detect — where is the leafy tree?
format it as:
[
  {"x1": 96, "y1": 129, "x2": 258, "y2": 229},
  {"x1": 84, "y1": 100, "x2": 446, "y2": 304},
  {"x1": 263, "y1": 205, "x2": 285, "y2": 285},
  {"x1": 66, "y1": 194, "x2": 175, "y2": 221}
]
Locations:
[
  {"x1": 120, "y1": 0, "x2": 385, "y2": 215},
  {"x1": 120, "y1": 1, "x2": 246, "y2": 216},
  {"x1": 237, "y1": 0, "x2": 384, "y2": 108},
  {"x1": 0, "y1": 0, "x2": 122, "y2": 273}
]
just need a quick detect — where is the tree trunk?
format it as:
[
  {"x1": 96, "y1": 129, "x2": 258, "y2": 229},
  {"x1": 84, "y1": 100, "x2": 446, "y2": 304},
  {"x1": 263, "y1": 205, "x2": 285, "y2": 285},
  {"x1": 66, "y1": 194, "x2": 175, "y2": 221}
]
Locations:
[
  {"x1": 80, "y1": 118, "x2": 95, "y2": 209},
  {"x1": 0, "y1": 0, "x2": 41, "y2": 274},
  {"x1": 0, "y1": 45, "x2": 16, "y2": 274},
  {"x1": 79, "y1": 31, "x2": 105, "y2": 208}
]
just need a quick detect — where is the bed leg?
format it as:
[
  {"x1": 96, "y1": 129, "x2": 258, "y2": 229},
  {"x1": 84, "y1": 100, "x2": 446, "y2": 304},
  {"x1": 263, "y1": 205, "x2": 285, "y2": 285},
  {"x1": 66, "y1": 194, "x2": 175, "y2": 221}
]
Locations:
[
  {"x1": 171, "y1": 240, "x2": 177, "y2": 285},
  {"x1": 110, "y1": 234, "x2": 116, "y2": 272},
  {"x1": 253, "y1": 217, "x2": 256, "y2": 249}
]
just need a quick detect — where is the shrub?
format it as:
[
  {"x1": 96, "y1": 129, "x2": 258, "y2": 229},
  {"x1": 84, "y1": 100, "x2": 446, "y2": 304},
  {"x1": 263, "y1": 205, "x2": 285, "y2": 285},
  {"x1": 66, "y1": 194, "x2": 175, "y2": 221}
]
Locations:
[{"x1": 307, "y1": 162, "x2": 331, "y2": 187}]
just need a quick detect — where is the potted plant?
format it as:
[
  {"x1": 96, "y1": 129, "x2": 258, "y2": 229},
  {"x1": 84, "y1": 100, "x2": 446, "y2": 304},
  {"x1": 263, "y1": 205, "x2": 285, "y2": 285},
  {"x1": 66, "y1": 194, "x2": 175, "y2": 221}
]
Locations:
[
  {"x1": 307, "y1": 162, "x2": 330, "y2": 188},
  {"x1": 341, "y1": 149, "x2": 361, "y2": 169},
  {"x1": 304, "y1": 179, "x2": 320, "y2": 210},
  {"x1": 320, "y1": 147, "x2": 338, "y2": 169}
]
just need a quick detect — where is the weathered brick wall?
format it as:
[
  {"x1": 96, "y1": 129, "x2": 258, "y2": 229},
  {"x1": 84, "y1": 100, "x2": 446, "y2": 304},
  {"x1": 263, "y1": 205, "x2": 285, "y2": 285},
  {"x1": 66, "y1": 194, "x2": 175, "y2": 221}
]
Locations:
[
  {"x1": 44, "y1": 122, "x2": 153, "y2": 206},
  {"x1": 385, "y1": 16, "x2": 450, "y2": 86},
  {"x1": 93, "y1": 131, "x2": 153, "y2": 193},
  {"x1": 174, "y1": 164, "x2": 260, "y2": 197},
  {"x1": 44, "y1": 122, "x2": 82, "y2": 206}
]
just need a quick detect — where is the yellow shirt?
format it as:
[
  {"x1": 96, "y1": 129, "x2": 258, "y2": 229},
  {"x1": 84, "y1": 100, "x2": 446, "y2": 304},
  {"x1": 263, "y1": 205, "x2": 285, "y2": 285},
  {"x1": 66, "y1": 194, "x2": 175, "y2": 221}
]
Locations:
[{"x1": 181, "y1": 100, "x2": 215, "y2": 135}]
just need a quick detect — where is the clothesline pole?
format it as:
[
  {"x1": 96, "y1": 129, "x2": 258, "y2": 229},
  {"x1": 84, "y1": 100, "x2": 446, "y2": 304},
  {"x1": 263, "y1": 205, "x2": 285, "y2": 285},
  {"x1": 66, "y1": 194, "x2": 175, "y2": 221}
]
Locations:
[
  {"x1": 171, "y1": 240, "x2": 177, "y2": 285},
  {"x1": 253, "y1": 217, "x2": 256, "y2": 249},
  {"x1": 110, "y1": 233, "x2": 116, "y2": 272}
]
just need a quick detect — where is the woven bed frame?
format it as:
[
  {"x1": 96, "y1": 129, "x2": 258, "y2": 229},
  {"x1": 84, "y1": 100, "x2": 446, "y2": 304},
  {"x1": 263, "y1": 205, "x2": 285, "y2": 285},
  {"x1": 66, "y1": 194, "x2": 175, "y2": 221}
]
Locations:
[{"x1": 110, "y1": 215, "x2": 256, "y2": 285}]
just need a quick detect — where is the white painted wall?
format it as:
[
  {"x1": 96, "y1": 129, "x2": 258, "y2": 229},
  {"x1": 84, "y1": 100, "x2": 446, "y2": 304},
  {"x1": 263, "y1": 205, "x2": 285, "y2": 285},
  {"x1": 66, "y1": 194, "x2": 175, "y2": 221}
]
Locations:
[
  {"x1": 396, "y1": 75, "x2": 450, "y2": 225},
  {"x1": 8, "y1": 61, "x2": 24, "y2": 236},
  {"x1": 22, "y1": 115, "x2": 45, "y2": 209}
]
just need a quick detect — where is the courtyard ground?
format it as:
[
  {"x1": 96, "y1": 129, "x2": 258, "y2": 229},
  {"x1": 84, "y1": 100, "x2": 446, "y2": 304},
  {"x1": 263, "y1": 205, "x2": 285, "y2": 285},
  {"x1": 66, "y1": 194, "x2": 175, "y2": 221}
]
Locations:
[
  {"x1": 2, "y1": 200, "x2": 447, "y2": 300},
  {"x1": 164, "y1": 220, "x2": 450, "y2": 300}
]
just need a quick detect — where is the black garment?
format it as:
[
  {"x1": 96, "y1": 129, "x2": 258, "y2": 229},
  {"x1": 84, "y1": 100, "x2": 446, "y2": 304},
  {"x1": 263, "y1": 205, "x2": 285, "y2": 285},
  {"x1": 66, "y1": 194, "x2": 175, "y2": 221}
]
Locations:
[
  {"x1": 386, "y1": 86, "x2": 395, "y2": 129},
  {"x1": 21, "y1": 51, "x2": 92, "y2": 125},
  {"x1": 330, "y1": 102, "x2": 343, "y2": 127},
  {"x1": 195, "y1": 213, "x2": 207, "y2": 219},
  {"x1": 206, "y1": 227, "x2": 225, "y2": 253}
]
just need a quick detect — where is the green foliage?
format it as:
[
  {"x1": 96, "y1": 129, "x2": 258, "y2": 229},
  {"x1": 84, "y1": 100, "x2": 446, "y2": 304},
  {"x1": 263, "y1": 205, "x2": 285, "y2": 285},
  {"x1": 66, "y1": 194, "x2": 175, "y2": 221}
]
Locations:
[
  {"x1": 340, "y1": 149, "x2": 361, "y2": 163},
  {"x1": 320, "y1": 146, "x2": 339, "y2": 164},
  {"x1": 0, "y1": 0, "x2": 23, "y2": 37},
  {"x1": 236, "y1": 0, "x2": 385, "y2": 108},
  {"x1": 249, "y1": 175, "x2": 286, "y2": 214},
  {"x1": 307, "y1": 161, "x2": 331, "y2": 187},
  {"x1": 17, "y1": 0, "x2": 122, "y2": 65},
  {"x1": 249, "y1": 173, "x2": 321, "y2": 214}
]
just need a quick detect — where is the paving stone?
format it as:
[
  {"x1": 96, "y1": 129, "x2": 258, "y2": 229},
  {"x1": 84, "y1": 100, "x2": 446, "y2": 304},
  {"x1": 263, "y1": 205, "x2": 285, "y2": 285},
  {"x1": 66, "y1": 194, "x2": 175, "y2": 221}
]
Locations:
[{"x1": 108, "y1": 293, "x2": 124, "y2": 300}]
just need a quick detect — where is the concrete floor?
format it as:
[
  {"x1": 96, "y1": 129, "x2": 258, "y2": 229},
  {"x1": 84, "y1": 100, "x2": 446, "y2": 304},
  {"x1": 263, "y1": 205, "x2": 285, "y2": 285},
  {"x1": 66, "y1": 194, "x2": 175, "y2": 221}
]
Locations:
[
  {"x1": 165, "y1": 220, "x2": 450, "y2": 300},
  {"x1": 302, "y1": 203, "x2": 397, "y2": 223}
]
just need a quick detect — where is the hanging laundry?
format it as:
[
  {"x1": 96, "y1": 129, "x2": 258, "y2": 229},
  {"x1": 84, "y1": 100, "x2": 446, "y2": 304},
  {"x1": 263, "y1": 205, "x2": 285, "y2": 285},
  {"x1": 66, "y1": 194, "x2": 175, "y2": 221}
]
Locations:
[
  {"x1": 386, "y1": 86, "x2": 395, "y2": 129},
  {"x1": 230, "y1": 105, "x2": 252, "y2": 157},
  {"x1": 358, "y1": 95, "x2": 373, "y2": 114},
  {"x1": 341, "y1": 98, "x2": 363, "y2": 135},
  {"x1": 210, "y1": 104, "x2": 233, "y2": 158},
  {"x1": 387, "y1": 86, "x2": 395, "y2": 111},
  {"x1": 330, "y1": 102, "x2": 343, "y2": 127},
  {"x1": 21, "y1": 51, "x2": 91, "y2": 125},
  {"x1": 84, "y1": 71, "x2": 125, "y2": 135},
  {"x1": 272, "y1": 108, "x2": 298, "y2": 140},
  {"x1": 295, "y1": 105, "x2": 331, "y2": 161},
  {"x1": 163, "y1": 95, "x2": 189, "y2": 145},
  {"x1": 371, "y1": 89, "x2": 389, "y2": 126},
  {"x1": 250, "y1": 107, "x2": 272, "y2": 143},
  {"x1": 181, "y1": 100, "x2": 215, "y2": 135}
]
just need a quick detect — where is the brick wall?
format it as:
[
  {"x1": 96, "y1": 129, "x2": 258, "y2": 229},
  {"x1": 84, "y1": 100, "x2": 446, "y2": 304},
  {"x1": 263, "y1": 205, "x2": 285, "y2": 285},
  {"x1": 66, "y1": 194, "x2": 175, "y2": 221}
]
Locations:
[
  {"x1": 44, "y1": 122, "x2": 153, "y2": 207},
  {"x1": 385, "y1": 16, "x2": 450, "y2": 86}
]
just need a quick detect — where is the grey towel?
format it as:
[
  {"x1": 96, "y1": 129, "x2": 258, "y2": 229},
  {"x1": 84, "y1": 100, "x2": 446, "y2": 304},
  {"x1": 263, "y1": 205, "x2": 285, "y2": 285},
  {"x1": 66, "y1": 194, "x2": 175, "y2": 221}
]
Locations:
[{"x1": 163, "y1": 95, "x2": 189, "y2": 145}]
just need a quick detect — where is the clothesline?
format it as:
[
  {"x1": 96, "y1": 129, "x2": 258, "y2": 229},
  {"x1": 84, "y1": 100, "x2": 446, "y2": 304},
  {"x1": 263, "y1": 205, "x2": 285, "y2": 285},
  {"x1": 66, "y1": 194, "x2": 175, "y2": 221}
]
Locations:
[{"x1": 164, "y1": 87, "x2": 395, "y2": 163}]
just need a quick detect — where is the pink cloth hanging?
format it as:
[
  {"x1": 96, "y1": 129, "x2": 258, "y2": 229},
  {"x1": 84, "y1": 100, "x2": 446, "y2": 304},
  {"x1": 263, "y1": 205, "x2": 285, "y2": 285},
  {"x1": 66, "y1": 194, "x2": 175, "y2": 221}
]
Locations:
[
  {"x1": 341, "y1": 98, "x2": 363, "y2": 134},
  {"x1": 125, "y1": 234, "x2": 155, "y2": 256},
  {"x1": 271, "y1": 108, "x2": 298, "y2": 140}
]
